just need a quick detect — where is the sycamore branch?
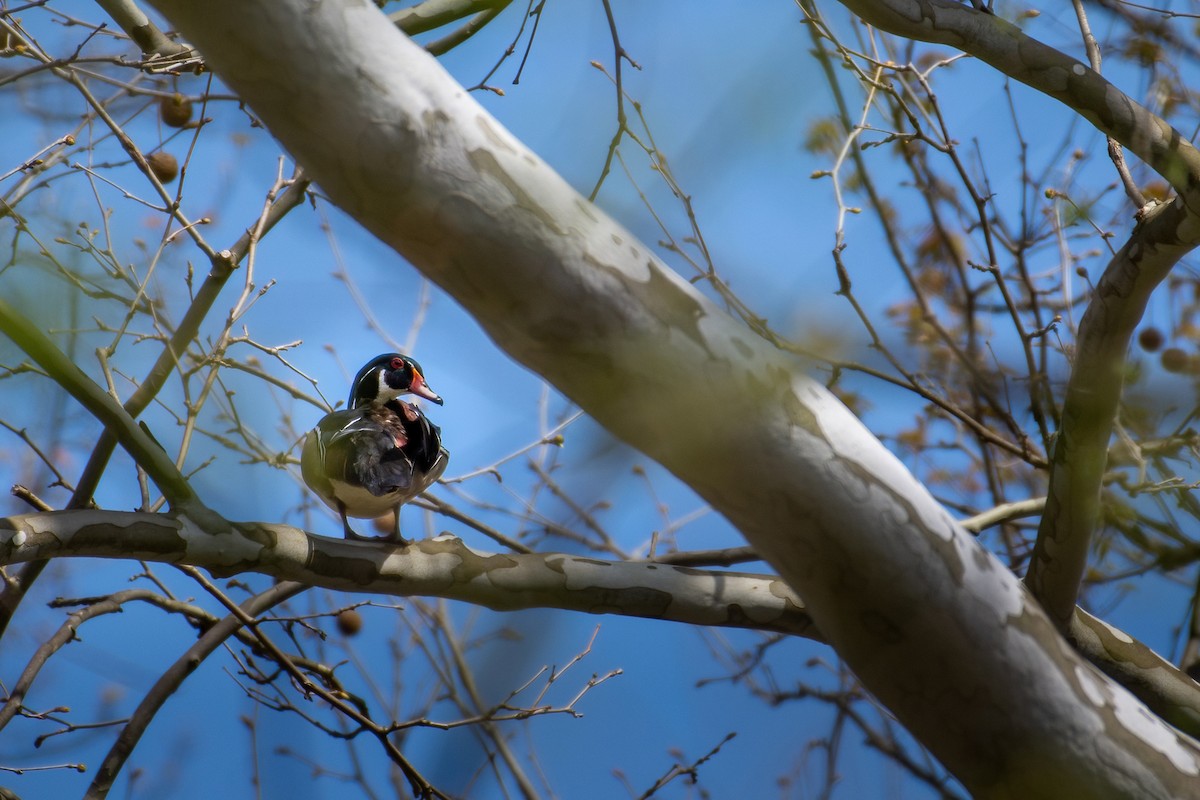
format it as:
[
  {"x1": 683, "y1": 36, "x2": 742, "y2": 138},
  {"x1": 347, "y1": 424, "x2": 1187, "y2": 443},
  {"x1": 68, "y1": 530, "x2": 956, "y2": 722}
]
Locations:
[
  {"x1": 94, "y1": 0, "x2": 191, "y2": 57},
  {"x1": 0, "y1": 510, "x2": 817, "y2": 639},
  {"x1": 1026, "y1": 201, "x2": 1200, "y2": 625},
  {"x1": 4, "y1": 507, "x2": 1200, "y2": 739}
]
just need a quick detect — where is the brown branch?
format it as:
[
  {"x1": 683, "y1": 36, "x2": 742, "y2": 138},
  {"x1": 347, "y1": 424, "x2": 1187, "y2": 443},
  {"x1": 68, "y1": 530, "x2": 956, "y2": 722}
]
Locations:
[
  {"x1": 84, "y1": 581, "x2": 307, "y2": 799},
  {"x1": 1070, "y1": 0, "x2": 1147, "y2": 209},
  {"x1": 176, "y1": 566, "x2": 446, "y2": 799},
  {"x1": 0, "y1": 589, "x2": 163, "y2": 732}
]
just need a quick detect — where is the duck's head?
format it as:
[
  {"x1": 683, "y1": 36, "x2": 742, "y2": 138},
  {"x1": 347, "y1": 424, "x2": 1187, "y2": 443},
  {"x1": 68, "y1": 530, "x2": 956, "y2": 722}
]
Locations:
[{"x1": 348, "y1": 353, "x2": 443, "y2": 408}]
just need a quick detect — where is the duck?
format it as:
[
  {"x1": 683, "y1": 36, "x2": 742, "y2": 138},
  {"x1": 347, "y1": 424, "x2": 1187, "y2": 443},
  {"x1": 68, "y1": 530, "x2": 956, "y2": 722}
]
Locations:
[{"x1": 301, "y1": 353, "x2": 449, "y2": 544}]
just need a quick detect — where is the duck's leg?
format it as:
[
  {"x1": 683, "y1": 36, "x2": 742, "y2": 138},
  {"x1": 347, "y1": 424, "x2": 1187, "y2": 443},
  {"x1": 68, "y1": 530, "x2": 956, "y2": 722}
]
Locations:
[
  {"x1": 339, "y1": 502, "x2": 409, "y2": 545},
  {"x1": 338, "y1": 501, "x2": 368, "y2": 540},
  {"x1": 384, "y1": 507, "x2": 411, "y2": 546}
]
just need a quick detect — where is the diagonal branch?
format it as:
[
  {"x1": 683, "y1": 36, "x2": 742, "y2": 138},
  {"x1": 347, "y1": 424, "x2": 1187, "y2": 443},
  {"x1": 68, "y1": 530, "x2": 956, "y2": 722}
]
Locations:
[
  {"x1": 84, "y1": 580, "x2": 308, "y2": 799},
  {"x1": 0, "y1": 297, "x2": 202, "y2": 515},
  {"x1": 94, "y1": 0, "x2": 191, "y2": 57},
  {"x1": 70, "y1": 172, "x2": 310, "y2": 508}
]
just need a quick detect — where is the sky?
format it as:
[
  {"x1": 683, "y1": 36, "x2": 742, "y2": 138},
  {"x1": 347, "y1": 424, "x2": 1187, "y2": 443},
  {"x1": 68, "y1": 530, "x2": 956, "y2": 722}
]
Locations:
[{"x1": 0, "y1": 1, "x2": 1196, "y2": 798}]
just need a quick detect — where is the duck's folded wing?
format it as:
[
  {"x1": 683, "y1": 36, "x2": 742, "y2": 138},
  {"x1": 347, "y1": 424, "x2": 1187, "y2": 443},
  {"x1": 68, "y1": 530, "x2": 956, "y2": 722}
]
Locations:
[
  {"x1": 305, "y1": 411, "x2": 411, "y2": 497},
  {"x1": 400, "y1": 407, "x2": 446, "y2": 473},
  {"x1": 337, "y1": 430, "x2": 414, "y2": 497}
]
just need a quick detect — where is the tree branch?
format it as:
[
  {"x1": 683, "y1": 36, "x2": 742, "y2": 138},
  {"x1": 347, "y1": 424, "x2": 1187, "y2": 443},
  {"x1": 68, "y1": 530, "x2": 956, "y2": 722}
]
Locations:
[
  {"x1": 94, "y1": 0, "x2": 191, "y2": 57},
  {"x1": 1026, "y1": 201, "x2": 1200, "y2": 626},
  {"x1": 1071, "y1": 608, "x2": 1200, "y2": 739},
  {"x1": 85, "y1": 580, "x2": 307, "y2": 799},
  {"x1": 4, "y1": 508, "x2": 1198, "y2": 738},
  {"x1": 0, "y1": 510, "x2": 818, "y2": 639}
]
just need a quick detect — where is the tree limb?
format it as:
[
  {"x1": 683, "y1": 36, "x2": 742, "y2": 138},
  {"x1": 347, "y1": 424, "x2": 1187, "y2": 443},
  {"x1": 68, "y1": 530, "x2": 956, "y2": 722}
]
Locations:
[
  {"x1": 0, "y1": 297, "x2": 198, "y2": 512},
  {"x1": 1026, "y1": 200, "x2": 1200, "y2": 625},
  {"x1": 4, "y1": 508, "x2": 1199, "y2": 738},
  {"x1": 94, "y1": 0, "x2": 191, "y2": 57},
  {"x1": 0, "y1": 510, "x2": 818, "y2": 639}
]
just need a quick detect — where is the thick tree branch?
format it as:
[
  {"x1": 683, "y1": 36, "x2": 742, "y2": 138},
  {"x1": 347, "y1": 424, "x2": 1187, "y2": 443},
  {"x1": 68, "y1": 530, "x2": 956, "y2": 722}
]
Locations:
[
  {"x1": 5, "y1": 507, "x2": 1199, "y2": 739},
  {"x1": 94, "y1": 0, "x2": 190, "y2": 57},
  {"x1": 0, "y1": 511, "x2": 817, "y2": 639},
  {"x1": 1072, "y1": 609, "x2": 1200, "y2": 739}
]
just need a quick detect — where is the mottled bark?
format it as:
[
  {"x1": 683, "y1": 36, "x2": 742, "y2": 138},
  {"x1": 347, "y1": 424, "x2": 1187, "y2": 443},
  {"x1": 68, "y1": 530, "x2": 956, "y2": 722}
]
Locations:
[{"x1": 0, "y1": 511, "x2": 814, "y2": 638}]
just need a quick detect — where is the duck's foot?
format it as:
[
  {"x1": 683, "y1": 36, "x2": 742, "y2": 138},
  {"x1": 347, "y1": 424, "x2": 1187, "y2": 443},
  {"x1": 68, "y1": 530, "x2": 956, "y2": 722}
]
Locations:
[
  {"x1": 337, "y1": 506, "x2": 408, "y2": 545},
  {"x1": 344, "y1": 527, "x2": 410, "y2": 546}
]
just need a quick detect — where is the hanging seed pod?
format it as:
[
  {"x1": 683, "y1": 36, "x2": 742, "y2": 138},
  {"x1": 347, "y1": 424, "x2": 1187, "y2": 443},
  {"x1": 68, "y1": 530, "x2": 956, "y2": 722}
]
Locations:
[
  {"x1": 147, "y1": 151, "x2": 179, "y2": 183},
  {"x1": 160, "y1": 93, "x2": 193, "y2": 128}
]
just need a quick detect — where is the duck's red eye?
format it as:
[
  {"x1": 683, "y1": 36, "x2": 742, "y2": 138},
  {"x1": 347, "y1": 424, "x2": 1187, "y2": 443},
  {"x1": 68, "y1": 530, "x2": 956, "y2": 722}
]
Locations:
[{"x1": 390, "y1": 357, "x2": 404, "y2": 370}]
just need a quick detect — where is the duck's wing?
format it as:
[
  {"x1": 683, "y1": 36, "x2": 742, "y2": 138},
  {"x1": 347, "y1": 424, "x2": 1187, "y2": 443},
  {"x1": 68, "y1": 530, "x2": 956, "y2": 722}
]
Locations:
[
  {"x1": 394, "y1": 401, "x2": 447, "y2": 474},
  {"x1": 306, "y1": 409, "x2": 416, "y2": 498}
]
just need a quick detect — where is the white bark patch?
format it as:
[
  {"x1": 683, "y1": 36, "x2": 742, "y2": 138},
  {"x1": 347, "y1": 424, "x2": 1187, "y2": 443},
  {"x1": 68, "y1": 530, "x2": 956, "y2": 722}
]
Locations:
[
  {"x1": 958, "y1": 535, "x2": 1027, "y2": 620},
  {"x1": 804, "y1": 375, "x2": 958, "y2": 538},
  {"x1": 1075, "y1": 664, "x2": 1108, "y2": 706},
  {"x1": 1111, "y1": 685, "x2": 1200, "y2": 775},
  {"x1": 1095, "y1": 616, "x2": 1135, "y2": 644},
  {"x1": 181, "y1": 517, "x2": 266, "y2": 565},
  {"x1": 1072, "y1": 64, "x2": 1086, "y2": 76},
  {"x1": 1076, "y1": 664, "x2": 1200, "y2": 776}
]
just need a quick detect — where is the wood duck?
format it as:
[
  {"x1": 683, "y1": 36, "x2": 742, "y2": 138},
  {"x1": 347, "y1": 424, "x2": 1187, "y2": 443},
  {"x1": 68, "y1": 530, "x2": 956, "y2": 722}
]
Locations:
[{"x1": 301, "y1": 353, "x2": 449, "y2": 544}]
